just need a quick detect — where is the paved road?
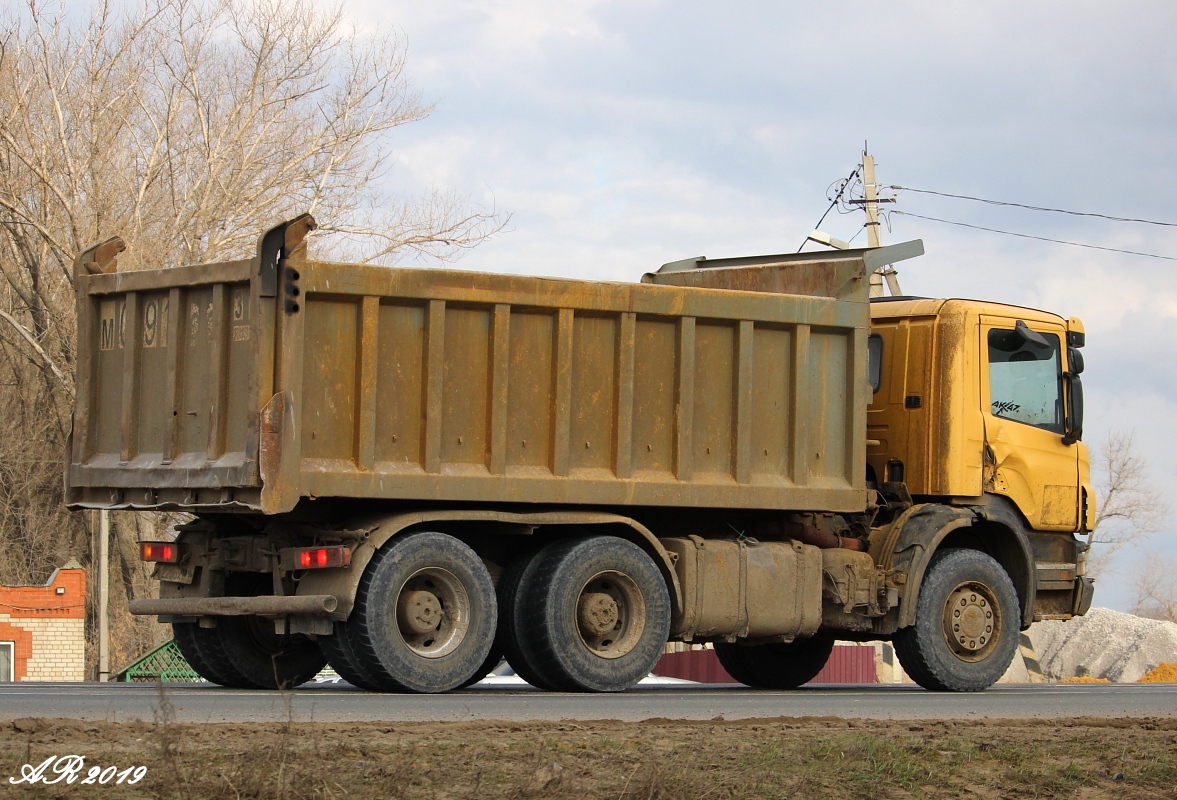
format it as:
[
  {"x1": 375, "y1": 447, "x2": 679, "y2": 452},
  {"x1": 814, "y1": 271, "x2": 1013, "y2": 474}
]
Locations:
[{"x1": 1, "y1": 681, "x2": 1174, "y2": 724}]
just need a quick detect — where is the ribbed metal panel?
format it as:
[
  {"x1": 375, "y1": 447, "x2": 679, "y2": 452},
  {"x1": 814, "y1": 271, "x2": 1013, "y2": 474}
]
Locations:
[
  {"x1": 653, "y1": 649, "x2": 737, "y2": 684},
  {"x1": 814, "y1": 644, "x2": 878, "y2": 684},
  {"x1": 653, "y1": 644, "x2": 878, "y2": 685}
]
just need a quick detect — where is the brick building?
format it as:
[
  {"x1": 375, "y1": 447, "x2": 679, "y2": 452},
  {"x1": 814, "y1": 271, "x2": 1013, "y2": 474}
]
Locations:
[{"x1": 0, "y1": 560, "x2": 87, "y2": 681}]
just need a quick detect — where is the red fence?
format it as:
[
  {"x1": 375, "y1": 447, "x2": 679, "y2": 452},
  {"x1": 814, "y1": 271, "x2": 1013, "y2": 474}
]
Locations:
[{"x1": 653, "y1": 644, "x2": 878, "y2": 685}]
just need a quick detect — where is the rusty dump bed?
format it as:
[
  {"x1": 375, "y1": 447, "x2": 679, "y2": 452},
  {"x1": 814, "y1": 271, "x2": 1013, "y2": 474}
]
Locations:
[{"x1": 67, "y1": 217, "x2": 917, "y2": 516}]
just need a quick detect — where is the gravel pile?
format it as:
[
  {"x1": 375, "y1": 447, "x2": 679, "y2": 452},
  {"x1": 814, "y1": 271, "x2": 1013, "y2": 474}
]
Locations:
[
  {"x1": 1139, "y1": 662, "x2": 1177, "y2": 682},
  {"x1": 1027, "y1": 607, "x2": 1177, "y2": 682}
]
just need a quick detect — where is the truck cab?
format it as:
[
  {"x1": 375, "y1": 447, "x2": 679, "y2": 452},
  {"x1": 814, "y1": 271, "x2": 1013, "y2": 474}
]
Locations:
[{"x1": 867, "y1": 297, "x2": 1094, "y2": 622}]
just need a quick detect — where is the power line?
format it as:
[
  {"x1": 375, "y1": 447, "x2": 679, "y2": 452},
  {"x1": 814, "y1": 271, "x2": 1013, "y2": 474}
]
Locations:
[
  {"x1": 891, "y1": 210, "x2": 1177, "y2": 262},
  {"x1": 798, "y1": 167, "x2": 860, "y2": 252},
  {"x1": 890, "y1": 186, "x2": 1177, "y2": 228}
]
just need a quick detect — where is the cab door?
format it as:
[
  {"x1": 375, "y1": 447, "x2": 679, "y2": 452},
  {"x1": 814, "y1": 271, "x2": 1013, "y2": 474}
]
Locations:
[{"x1": 980, "y1": 315, "x2": 1079, "y2": 531}]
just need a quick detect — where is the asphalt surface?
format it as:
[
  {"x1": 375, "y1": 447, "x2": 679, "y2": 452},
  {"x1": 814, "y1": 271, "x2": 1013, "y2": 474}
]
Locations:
[{"x1": 1, "y1": 681, "x2": 1174, "y2": 723}]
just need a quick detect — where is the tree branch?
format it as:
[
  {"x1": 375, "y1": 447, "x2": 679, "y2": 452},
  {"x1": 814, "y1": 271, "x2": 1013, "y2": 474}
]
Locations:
[{"x1": 0, "y1": 308, "x2": 73, "y2": 398}]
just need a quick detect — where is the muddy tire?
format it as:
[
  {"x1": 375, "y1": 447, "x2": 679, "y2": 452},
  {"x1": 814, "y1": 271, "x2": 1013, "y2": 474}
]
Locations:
[
  {"x1": 347, "y1": 531, "x2": 498, "y2": 693},
  {"x1": 893, "y1": 548, "x2": 1020, "y2": 692},
  {"x1": 519, "y1": 537, "x2": 671, "y2": 692},
  {"x1": 496, "y1": 546, "x2": 565, "y2": 690},
  {"x1": 318, "y1": 622, "x2": 386, "y2": 691},
  {"x1": 714, "y1": 634, "x2": 835, "y2": 689},
  {"x1": 216, "y1": 615, "x2": 327, "y2": 690},
  {"x1": 457, "y1": 645, "x2": 505, "y2": 689},
  {"x1": 172, "y1": 622, "x2": 253, "y2": 688}
]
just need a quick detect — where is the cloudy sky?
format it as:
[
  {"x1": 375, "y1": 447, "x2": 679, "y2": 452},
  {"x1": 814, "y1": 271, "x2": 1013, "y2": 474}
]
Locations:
[{"x1": 346, "y1": 1, "x2": 1176, "y2": 612}]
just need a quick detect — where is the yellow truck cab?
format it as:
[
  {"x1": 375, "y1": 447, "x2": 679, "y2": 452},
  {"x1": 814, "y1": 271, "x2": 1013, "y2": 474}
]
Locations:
[{"x1": 868, "y1": 297, "x2": 1095, "y2": 624}]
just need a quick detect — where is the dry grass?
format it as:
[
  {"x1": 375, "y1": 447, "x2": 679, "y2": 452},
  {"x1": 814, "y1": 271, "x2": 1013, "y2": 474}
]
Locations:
[{"x1": 3, "y1": 713, "x2": 1176, "y2": 799}]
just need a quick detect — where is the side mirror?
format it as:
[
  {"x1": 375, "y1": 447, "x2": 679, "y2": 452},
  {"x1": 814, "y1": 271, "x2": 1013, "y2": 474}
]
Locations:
[
  {"x1": 867, "y1": 334, "x2": 883, "y2": 393},
  {"x1": 1062, "y1": 371, "x2": 1084, "y2": 445}
]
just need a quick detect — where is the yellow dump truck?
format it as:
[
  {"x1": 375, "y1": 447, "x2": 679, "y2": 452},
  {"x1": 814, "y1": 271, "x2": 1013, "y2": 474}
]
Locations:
[{"x1": 66, "y1": 215, "x2": 1094, "y2": 693}]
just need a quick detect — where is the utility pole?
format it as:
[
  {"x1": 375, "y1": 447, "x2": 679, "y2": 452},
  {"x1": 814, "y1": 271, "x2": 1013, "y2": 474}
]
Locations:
[
  {"x1": 858, "y1": 146, "x2": 902, "y2": 297},
  {"x1": 807, "y1": 146, "x2": 905, "y2": 295},
  {"x1": 861, "y1": 149, "x2": 884, "y2": 297},
  {"x1": 98, "y1": 510, "x2": 110, "y2": 682}
]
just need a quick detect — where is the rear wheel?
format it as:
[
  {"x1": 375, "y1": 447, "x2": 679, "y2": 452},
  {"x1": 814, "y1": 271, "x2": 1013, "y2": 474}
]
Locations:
[
  {"x1": 497, "y1": 546, "x2": 566, "y2": 690},
  {"x1": 518, "y1": 537, "x2": 671, "y2": 692},
  {"x1": 172, "y1": 622, "x2": 252, "y2": 688},
  {"x1": 171, "y1": 568, "x2": 327, "y2": 690},
  {"x1": 347, "y1": 532, "x2": 498, "y2": 693},
  {"x1": 714, "y1": 634, "x2": 835, "y2": 689},
  {"x1": 457, "y1": 644, "x2": 505, "y2": 689},
  {"x1": 216, "y1": 615, "x2": 327, "y2": 689},
  {"x1": 893, "y1": 548, "x2": 1020, "y2": 692},
  {"x1": 317, "y1": 622, "x2": 385, "y2": 691}
]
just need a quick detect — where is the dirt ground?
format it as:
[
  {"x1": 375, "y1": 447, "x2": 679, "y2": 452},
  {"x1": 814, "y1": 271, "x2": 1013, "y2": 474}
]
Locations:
[{"x1": 3, "y1": 712, "x2": 1175, "y2": 799}]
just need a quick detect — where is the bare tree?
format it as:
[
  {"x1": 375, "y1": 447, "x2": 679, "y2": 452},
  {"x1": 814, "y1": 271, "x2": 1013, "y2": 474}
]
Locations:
[
  {"x1": 0, "y1": 0, "x2": 505, "y2": 673},
  {"x1": 1084, "y1": 431, "x2": 1168, "y2": 579},
  {"x1": 1133, "y1": 556, "x2": 1177, "y2": 623}
]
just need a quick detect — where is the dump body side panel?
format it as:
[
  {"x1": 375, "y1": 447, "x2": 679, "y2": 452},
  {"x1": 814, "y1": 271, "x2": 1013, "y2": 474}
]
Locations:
[{"x1": 283, "y1": 259, "x2": 868, "y2": 513}]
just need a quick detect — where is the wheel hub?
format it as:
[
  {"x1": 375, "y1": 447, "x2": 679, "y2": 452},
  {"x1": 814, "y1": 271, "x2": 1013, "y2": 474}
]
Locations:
[
  {"x1": 395, "y1": 568, "x2": 470, "y2": 659},
  {"x1": 943, "y1": 582, "x2": 997, "y2": 661},
  {"x1": 578, "y1": 592, "x2": 620, "y2": 636},
  {"x1": 398, "y1": 589, "x2": 443, "y2": 635},
  {"x1": 575, "y1": 572, "x2": 646, "y2": 659}
]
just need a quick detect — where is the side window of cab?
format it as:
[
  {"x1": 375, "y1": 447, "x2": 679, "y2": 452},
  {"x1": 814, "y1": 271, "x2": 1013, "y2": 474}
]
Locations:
[{"x1": 987, "y1": 327, "x2": 1063, "y2": 433}]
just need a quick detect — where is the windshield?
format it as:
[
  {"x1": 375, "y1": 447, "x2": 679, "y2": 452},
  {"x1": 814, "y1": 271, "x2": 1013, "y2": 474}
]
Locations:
[{"x1": 988, "y1": 328, "x2": 1063, "y2": 433}]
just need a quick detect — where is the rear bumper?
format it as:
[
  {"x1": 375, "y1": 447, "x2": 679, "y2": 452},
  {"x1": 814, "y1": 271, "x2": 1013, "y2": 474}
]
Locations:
[{"x1": 129, "y1": 594, "x2": 337, "y2": 617}]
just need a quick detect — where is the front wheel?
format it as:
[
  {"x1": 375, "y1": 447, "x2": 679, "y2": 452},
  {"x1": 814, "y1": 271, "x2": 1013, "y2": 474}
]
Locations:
[
  {"x1": 714, "y1": 634, "x2": 835, "y2": 689},
  {"x1": 893, "y1": 548, "x2": 1020, "y2": 692}
]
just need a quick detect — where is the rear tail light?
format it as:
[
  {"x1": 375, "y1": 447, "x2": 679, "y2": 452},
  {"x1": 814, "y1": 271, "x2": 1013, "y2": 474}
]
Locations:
[
  {"x1": 280, "y1": 546, "x2": 351, "y2": 571},
  {"x1": 140, "y1": 542, "x2": 178, "y2": 563}
]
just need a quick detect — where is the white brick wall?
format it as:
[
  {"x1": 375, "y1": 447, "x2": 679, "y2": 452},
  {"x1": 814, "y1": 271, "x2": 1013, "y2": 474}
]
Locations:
[{"x1": 0, "y1": 614, "x2": 86, "y2": 681}]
